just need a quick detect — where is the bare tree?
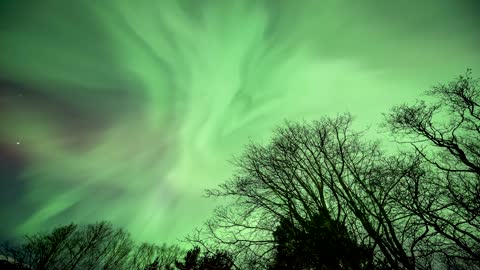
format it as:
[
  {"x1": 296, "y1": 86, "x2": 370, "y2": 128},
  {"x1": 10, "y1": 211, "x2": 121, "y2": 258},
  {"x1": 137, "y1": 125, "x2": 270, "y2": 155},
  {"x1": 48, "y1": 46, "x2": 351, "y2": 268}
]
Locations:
[
  {"x1": 189, "y1": 114, "x2": 421, "y2": 269},
  {"x1": 128, "y1": 243, "x2": 183, "y2": 270},
  {"x1": 1, "y1": 222, "x2": 183, "y2": 270},
  {"x1": 0, "y1": 222, "x2": 133, "y2": 270},
  {"x1": 384, "y1": 70, "x2": 480, "y2": 267}
]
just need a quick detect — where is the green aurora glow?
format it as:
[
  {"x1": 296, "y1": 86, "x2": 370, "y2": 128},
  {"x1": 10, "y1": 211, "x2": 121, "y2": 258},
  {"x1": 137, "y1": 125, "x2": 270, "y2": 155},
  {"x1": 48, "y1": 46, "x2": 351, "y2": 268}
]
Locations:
[{"x1": 1, "y1": 0, "x2": 479, "y2": 243}]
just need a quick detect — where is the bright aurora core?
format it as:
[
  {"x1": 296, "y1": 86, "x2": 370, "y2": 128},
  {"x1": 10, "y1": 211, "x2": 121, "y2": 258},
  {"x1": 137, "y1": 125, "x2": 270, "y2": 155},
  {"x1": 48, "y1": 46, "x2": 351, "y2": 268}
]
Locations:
[{"x1": 1, "y1": 0, "x2": 479, "y2": 244}]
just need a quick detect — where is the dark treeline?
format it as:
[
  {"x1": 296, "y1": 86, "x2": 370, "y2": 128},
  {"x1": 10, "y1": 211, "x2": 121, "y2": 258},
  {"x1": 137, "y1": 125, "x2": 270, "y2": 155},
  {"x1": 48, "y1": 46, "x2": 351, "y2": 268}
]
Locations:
[
  {"x1": 0, "y1": 221, "x2": 233, "y2": 270},
  {"x1": 2, "y1": 71, "x2": 479, "y2": 269}
]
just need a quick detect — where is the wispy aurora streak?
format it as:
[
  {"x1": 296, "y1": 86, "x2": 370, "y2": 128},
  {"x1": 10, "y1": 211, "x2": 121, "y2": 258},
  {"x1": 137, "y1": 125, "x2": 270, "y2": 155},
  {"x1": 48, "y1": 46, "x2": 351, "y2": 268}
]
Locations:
[{"x1": 1, "y1": 0, "x2": 479, "y2": 243}]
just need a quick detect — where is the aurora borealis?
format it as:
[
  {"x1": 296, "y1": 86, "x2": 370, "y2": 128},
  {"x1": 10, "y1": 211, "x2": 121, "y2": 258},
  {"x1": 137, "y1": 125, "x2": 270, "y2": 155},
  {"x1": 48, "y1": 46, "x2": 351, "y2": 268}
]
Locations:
[{"x1": 1, "y1": 0, "x2": 479, "y2": 244}]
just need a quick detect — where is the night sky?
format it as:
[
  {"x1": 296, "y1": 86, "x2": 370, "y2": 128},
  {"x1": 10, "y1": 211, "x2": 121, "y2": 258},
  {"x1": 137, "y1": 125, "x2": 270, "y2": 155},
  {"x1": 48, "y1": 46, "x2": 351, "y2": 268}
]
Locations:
[{"x1": 1, "y1": 0, "x2": 480, "y2": 244}]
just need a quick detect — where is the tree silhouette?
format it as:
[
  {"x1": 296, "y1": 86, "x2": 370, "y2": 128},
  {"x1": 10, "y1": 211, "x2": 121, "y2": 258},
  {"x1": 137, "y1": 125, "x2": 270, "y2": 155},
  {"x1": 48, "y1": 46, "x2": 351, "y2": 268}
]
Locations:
[
  {"x1": 190, "y1": 114, "x2": 421, "y2": 269},
  {"x1": 384, "y1": 70, "x2": 480, "y2": 267},
  {"x1": 0, "y1": 222, "x2": 183, "y2": 270},
  {"x1": 129, "y1": 243, "x2": 183, "y2": 270},
  {"x1": 269, "y1": 210, "x2": 373, "y2": 270},
  {"x1": 174, "y1": 247, "x2": 234, "y2": 270},
  {"x1": 0, "y1": 222, "x2": 133, "y2": 270}
]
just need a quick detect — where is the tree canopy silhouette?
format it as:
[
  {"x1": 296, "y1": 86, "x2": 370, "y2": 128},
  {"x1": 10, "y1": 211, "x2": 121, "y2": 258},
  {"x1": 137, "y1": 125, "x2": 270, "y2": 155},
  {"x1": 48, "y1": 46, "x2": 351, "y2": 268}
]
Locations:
[
  {"x1": 269, "y1": 210, "x2": 373, "y2": 270},
  {"x1": 190, "y1": 71, "x2": 480, "y2": 269},
  {"x1": 384, "y1": 70, "x2": 480, "y2": 268},
  {"x1": 0, "y1": 222, "x2": 183, "y2": 270},
  {"x1": 190, "y1": 114, "x2": 422, "y2": 269},
  {"x1": 174, "y1": 246, "x2": 234, "y2": 270}
]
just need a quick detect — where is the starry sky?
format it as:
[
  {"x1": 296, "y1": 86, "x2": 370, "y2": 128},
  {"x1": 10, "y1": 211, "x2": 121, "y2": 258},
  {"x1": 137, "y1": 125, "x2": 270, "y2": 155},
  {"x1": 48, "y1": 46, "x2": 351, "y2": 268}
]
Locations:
[{"x1": 1, "y1": 0, "x2": 479, "y2": 244}]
